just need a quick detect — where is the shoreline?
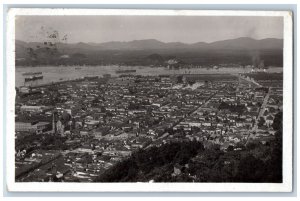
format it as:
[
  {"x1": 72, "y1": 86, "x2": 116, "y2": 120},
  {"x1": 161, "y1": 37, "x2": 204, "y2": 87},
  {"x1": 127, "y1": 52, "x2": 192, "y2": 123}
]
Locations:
[
  {"x1": 16, "y1": 65, "x2": 284, "y2": 68},
  {"x1": 16, "y1": 66, "x2": 283, "y2": 88}
]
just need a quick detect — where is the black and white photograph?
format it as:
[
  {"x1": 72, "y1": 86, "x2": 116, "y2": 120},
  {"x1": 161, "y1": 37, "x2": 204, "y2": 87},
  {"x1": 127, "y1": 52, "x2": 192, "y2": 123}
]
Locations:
[{"x1": 5, "y1": 8, "x2": 293, "y2": 192}]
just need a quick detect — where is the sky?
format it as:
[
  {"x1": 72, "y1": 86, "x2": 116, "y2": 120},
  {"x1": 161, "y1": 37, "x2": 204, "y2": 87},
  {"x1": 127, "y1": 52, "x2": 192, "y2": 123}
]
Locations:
[{"x1": 15, "y1": 15, "x2": 283, "y2": 44}]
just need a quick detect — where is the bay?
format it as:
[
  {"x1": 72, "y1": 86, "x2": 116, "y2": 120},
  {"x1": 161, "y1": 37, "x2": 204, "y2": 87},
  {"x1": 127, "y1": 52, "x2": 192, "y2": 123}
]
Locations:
[{"x1": 15, "y1": 66, "x2": 283, "y2": 87}]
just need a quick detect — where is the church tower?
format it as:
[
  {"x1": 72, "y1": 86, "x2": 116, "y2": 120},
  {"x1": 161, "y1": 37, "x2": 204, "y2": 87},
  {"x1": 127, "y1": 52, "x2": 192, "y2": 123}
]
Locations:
[{"x1": 52, "y1": 112, "x2": 56, "y2": 134}]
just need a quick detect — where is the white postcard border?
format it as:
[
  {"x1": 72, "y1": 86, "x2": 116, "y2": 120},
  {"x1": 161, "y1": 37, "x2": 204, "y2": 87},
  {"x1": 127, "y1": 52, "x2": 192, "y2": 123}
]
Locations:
[{"x1": 5, "y1": 8, "x2": 294, "y2": 192}]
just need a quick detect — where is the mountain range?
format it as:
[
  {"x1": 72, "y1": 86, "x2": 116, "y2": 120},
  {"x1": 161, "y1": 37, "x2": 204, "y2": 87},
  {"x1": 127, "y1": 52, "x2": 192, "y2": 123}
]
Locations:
[{"x1": 15, "y1": 37, "x2": 283, "y2": 67}]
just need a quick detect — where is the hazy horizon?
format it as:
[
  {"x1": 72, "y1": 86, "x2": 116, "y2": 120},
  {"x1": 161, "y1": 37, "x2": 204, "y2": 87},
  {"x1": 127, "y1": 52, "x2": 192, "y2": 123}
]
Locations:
[
  {"x1": 16, "y1": 16, "x2": 283, "y2": 44},
  {"x1": 16, "y1": 36, "x2": 283, "y2": 45}
]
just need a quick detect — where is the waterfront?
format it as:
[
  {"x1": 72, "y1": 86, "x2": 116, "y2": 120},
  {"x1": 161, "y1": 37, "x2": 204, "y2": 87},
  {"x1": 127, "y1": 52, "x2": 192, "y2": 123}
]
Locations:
[
  {"x1": 15, "y1": 66, "x2": 283, "y2": 87},
  {"x1": 15, "y1": 72, "x2": 283, "y2": 182}
]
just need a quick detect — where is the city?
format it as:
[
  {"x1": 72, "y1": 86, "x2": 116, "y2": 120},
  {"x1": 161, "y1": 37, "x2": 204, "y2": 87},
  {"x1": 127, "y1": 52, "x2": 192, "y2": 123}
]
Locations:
[
  {"x1": 15, "y1": 70, "x2": 283, "y2": 182},
  {"x1": 12, "y1": 13, "x2": 286, "y2": 184}
]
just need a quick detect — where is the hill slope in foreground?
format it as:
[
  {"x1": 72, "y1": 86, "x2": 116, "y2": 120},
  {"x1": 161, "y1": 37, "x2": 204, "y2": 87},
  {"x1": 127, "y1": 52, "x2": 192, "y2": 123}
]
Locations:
[{"x1": 96, "y1": 113, "x2": 283, "y2": 183}]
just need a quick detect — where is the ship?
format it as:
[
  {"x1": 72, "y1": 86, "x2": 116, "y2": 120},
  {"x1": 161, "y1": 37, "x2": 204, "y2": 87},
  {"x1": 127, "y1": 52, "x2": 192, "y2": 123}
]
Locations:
[
  {"x1": 22, "y1": 72, "x2": 42, "y2": 76},
  {"x1": 25, "y1": 75, "x2": 43, "y2": 82},
  {"x1": 115, "y1": 69, "x2": 137, "y2": 74}
]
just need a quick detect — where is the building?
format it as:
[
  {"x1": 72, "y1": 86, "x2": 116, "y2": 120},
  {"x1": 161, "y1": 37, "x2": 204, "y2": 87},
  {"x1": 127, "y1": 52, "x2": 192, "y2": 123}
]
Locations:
[
  {"x1": 16, "y1": 121, "x2": 50, "y2": 133},
  {"x1": 20, "y1": 105, "x2": 45, "y2": 113},
  {"x1": 56, "y1": 120, "x2": 65, "y2": 135},
  {"x1": 266, "y1": 115, "x2": 274, "y2": 127},
  {"x1": 19, "y1": 86, "x2": 30, "y2": 94}
]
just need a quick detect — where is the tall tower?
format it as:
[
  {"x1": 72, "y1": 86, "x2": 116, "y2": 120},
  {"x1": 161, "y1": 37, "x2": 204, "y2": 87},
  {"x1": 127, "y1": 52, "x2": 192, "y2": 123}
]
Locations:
[
  {"x1": 52, "y1": 111, "x2": 58, "y2": 134},
  {"x1": 236, "y1": 76, "x2": 241, "y2": 92},
  {"x1": 52, "y1": 112, "x2": 56, "y2": 134}
]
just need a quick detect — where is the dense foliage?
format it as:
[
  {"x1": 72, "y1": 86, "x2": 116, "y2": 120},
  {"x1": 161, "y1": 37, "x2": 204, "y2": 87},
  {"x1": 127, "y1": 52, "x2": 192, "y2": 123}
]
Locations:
[
  {"x1": 245, "y1": 73, "x2": 283, "y2": 81},
  {"x1": 218, "y1": 102, "x2": 247, "y2": 114},
  {"x1": 97, "y1": 112, "x2": 283, "y2": 183},
  {"x1": 97, "y1": 141, "x2": 204, "y2": 182},
  {"x1": 97, "y1": 140, "x2": 282, "y2": 182}
]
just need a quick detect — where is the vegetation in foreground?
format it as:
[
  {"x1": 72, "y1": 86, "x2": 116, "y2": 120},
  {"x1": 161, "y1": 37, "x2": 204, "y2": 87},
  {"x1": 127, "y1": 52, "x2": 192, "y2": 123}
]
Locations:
[{"x1": 96, "y1": 112, "x2": 282, "y2": 183}]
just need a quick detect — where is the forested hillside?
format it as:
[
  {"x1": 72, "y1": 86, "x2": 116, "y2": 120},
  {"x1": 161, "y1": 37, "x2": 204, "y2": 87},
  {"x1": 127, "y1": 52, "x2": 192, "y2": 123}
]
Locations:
[{"x1": 96, "y1": 112, "x2": 283, "y2": 183}]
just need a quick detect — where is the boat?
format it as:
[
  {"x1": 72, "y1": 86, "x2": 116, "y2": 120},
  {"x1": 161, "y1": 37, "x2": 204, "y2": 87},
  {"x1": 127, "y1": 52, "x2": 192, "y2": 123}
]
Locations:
[
  {"x1": 25, "y1": 75, "x2": 43, "y2": 82},
  {"x1": 75, "y1": 67, "x2": 82, "y2": 70},
  {"x1": 84, "y1": 76, "x2": 98, "y2": 80},
  {"x1": 22, "y1": 72, "x2": 42, "y2": 76},
  {"x1": 115, "y1": 69, "x2": 137, "y2": 74}
]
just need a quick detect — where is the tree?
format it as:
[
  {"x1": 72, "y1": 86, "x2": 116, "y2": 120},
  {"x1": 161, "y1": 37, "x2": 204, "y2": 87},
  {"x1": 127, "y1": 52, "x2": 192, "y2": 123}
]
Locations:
[
  {"x1": 96, "y1": 141, "x2": 204, "y2": 182},
  {"x1": 235, "y1": 154, "x2": 266, "y2": 182},
  {"x1": 272, "y1": 112, "x2": 282, "y2": 131},
  {"x1": 187, "y1": 80, "x2": 196, "y2": 86},
  {"x1": 258, "y1": 117, "x2": 265, "y2": 127},
  {"x1": 177, "y1": 75, "x2": 183, "y2": 83}
]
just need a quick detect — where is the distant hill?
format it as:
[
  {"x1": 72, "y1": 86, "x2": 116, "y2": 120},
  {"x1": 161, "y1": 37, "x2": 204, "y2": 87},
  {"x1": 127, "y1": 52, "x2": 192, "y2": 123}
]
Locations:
[
  {"x1": 15, "y1": 37, "x2": 283, "y2": 67},
  {"x1": 206, "y1": 37, "x2": 283, "y2": 50}
]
